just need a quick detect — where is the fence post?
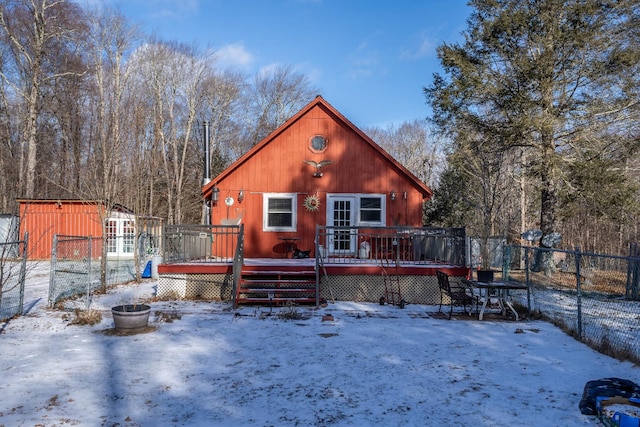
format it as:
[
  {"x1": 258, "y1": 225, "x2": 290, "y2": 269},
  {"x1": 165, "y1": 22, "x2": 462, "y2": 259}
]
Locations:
[
  {"x1": 627, "y1": 242, "x2": 640, "y2": 300},
  {"x1": 18, "y1": 232, "x2": 28, "y2": 316},
  {"x1": 502, "y1": 245, "x2": 511, "y2": 280},
  {"x1": 524, "y1": 246, "x2": 530, "y2": 283},
  {"x1": 86, "y1": 237, "x2": 92, "y2": 309},
  {"x1": 575, "y1": 246, "x2": 583, "y2": 340},
  {"x1": 48, "y1": 234, "x2": 58, "y2": 307},
  {"x1": 523, "y1": 246, "x2": 532, "y2": 311}
]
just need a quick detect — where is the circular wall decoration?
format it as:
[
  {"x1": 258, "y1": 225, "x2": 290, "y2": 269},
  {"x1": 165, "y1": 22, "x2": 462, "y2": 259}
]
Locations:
[
  {"x1": 225, "y1": 196, "x2": 234, "y2": 207},
  {"x1": 303, "y1": 194, "x2": 321, "y2": 211},
  {"x1": 309, "y1": 135, "x2": 327, "y2": 152}
]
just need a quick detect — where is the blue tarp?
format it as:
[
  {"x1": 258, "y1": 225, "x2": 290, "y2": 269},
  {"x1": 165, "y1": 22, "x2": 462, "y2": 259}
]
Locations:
[{"x1": 141, "y1": 261, "x2": 152, "y2": 279}]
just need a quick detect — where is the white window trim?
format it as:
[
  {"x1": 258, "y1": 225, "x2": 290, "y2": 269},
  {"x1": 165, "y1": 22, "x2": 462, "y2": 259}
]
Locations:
[
  {"x1": 357, "y1": 194, "x2": 386, "y2": 226},
  {"x1": 106, "y1": 217, "x2": 136, "y2": 256},
  {"x1": 263, "y1": 193, "x2": 298, "y2": 232},
  {"x1": 327, "y1": 193, "x2": 387, "y2": 227}
]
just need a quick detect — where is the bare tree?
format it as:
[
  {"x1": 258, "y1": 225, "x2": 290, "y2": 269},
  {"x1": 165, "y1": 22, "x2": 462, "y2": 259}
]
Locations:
[
  {"x1": 130, "y1": 40, "x2": 212, "y2": 224},
  {"x1": 82, "y1": 4, "x2": 139, "y2": 289},
  {"x1": 200, "y1": 69, "x2": 245, "y2": 164},
  {"x1": 0, "y1": 0, "x2": 86, "y2": 198},
  {"x1": 243, "y1": 64, "x2": 318, "y2": 148},
  {"x1": 0, "y1": 73, "x2": 16, "y2": 212},
  {"x1": 365, "y1": 120, "x2": 446, "y2": 189},
  {"x1": 45, "y1": 42, "x2": 91, "y2": 197}
]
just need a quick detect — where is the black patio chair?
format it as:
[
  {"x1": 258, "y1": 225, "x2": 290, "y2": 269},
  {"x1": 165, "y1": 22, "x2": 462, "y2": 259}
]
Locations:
[{"x1": 436, "y1": 270, "x2": 478, "y2": 319}]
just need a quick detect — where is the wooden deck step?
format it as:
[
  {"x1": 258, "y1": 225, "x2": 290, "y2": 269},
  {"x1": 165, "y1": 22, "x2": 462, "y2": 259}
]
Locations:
[
  {"x1": 236, "y1": 297, "x2": 317, "y2": 303},
  {"x1": 242, "y1": 270, "x2": 316, "y2": 276},
  {"x1": 242, "y1": 279, "x2": 315, "y2": 284},
  {"x1": 239, "y1": 288, "x2": 315, "y2": 293},
  {"x1": 236, "y1": 268, "x2": 318, "y2": 306}
]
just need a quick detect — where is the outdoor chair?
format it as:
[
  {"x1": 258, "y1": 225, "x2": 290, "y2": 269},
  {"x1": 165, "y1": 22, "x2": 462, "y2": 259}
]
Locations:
[{"x1": 436, "y1": 270, "x2": 478, "y2": 319}]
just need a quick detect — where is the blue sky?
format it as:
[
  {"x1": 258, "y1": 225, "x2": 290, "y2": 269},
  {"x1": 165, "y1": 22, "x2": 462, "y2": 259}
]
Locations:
[{"x1": 104, "y1": 0, "x2": 472, "y2": 129}]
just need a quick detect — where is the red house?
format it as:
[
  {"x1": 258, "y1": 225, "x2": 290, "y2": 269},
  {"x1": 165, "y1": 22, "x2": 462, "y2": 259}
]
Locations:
[
  {"x1": 202, "y1": 96, "x2": 432, "y2": 258},
  {"x1": 159, "y1": 97, "x2": 468, "y2": 306}
]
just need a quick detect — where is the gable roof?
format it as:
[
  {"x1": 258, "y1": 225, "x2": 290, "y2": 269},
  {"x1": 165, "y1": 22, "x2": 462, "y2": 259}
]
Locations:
[{"x1": 202, "y1": 95, "x2": 432, "y2": 199}]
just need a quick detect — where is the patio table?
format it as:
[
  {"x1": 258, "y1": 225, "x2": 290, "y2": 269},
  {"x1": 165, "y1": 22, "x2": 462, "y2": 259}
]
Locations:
[
  {"x1": 462, "y1": 279, "x2": 528, "y2": 321},
  {"x1": 279, "y1": 237, "x2": 301, "y2": 258}
]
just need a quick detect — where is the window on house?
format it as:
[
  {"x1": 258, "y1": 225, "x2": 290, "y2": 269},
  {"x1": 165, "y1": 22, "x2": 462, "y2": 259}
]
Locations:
[
  {"x1": 359, "y1": 196, "x2": 383, "y2": 225},
  {"x1": 263, "y1": 193, "x2": 297, "y2": 231}
]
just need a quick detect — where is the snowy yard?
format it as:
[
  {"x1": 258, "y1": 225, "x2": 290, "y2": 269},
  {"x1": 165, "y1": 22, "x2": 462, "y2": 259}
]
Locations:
[{"x1": 1, "y1": 262, "x2": 638, "y2": 426}]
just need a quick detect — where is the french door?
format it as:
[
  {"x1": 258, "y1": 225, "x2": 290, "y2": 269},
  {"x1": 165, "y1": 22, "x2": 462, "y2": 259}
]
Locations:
[{"x1": 327, "y1": 196, "x2": 357, "y2": 256}]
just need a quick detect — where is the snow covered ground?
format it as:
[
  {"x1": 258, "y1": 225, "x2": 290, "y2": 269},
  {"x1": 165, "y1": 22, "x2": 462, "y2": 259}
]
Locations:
[{"x1": 1, "y1": 262, "x2": 638, "y2": 426}]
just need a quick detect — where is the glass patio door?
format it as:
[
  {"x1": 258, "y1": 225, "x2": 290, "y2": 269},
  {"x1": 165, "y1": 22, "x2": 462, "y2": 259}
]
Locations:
[{"x1": 327, "y1": 196, "x2": 356, "y2": 256}]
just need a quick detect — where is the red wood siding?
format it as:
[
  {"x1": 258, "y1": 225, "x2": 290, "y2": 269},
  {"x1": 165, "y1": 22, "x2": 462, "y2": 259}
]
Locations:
[
  {"x1": 206, "y1": 97, "x2": 432, "y2": 258},
  {"x1": 18, "y1": 200, "x2": 104, "y2": 259}
]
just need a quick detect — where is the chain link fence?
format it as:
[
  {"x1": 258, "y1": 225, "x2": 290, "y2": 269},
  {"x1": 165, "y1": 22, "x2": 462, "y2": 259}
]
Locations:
[
  {"x1": 49, "y1": 235, "x2": 95, "y2": 307},
  {"x1": 49, "y1": 235, "x2": 149, "y2": 307},
  {"x1": 505, "y1": 244, "x2": 640, "y2": 364},
  {"x1": 0, "y1": 233, "x2": 28, "y2": 321}
]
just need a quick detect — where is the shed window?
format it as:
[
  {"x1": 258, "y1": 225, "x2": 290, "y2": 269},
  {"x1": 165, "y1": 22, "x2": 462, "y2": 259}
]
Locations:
[
  {"x1": 359, "y1": 196, "x2": 383, "y2": 224},
  {"x1": 106, "y1": 218, "x2": 135, "y2": 255},
  {"x1": 263, "y1": 193, "x2": 297, "y2": 232},
  {"x1": 122, "y1": 220, "x2": 135, "y2": 254},
  {"x1": 106, "y1": 220, "x2": 118, "y2": 253}
]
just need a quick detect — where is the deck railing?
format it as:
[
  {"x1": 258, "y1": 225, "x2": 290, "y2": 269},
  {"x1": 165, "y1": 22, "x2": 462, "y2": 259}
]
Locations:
[
  {"x1": 315, "y1": 226, "x2": 466, "y2": 266},
  {"x1": 162, "y1": 224, "x2": 465, "y2": 267},
  {"x1": 163, "y1": 224, "x2": 243, "y2": 263},
  {"x1": 231, "y1": 227, "x2": 245, "y2": 306}
]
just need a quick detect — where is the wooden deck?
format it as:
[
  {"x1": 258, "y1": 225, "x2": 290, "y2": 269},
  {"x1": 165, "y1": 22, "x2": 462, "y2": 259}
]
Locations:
[
  {"x1": 158, "y1": 258, "x2": 469, "y2": 277},
  {"x1": 157, "y1": 258, "x2": 470, "y2": 306}
]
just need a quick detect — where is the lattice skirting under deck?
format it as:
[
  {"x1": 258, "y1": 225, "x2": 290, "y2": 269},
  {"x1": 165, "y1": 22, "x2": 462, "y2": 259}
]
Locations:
[{"x1": 157, "y1": 272, "x2": 460, "y2": 305}]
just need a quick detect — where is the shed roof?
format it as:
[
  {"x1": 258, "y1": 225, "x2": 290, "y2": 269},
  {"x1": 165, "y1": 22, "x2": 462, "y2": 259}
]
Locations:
[
  {"x1": 16, "y1": 199, "x2": 164, "y2": 219},
  {"x1": 16, "y1": 199, "x2": 134, "y2": 214}
]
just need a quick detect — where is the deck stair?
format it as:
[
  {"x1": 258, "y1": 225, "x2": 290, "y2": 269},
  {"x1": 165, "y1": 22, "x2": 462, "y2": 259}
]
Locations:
[{"x1": 236, "y1": 267, "x2": 318, "y2": 306}]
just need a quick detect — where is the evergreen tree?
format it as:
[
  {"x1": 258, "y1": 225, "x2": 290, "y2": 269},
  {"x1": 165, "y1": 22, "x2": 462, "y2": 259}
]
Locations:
[{"x1": 425, "y1": 0, "x2": 640, "y2": 251}]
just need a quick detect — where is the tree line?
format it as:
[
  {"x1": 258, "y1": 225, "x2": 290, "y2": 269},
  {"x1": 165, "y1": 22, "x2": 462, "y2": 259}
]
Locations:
[
  {"x1": 0, "y1": 0, "x2": 443, "y2": 227},
  {"x1": 0, "y1": 0, "x2": 637, "y2": 257},
  {"x1": 0, "y1": 1, "x2": 324, "y2": 224},
  {"x1": 0, "y1": 0, "x2": 443, "y2": 290}
]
